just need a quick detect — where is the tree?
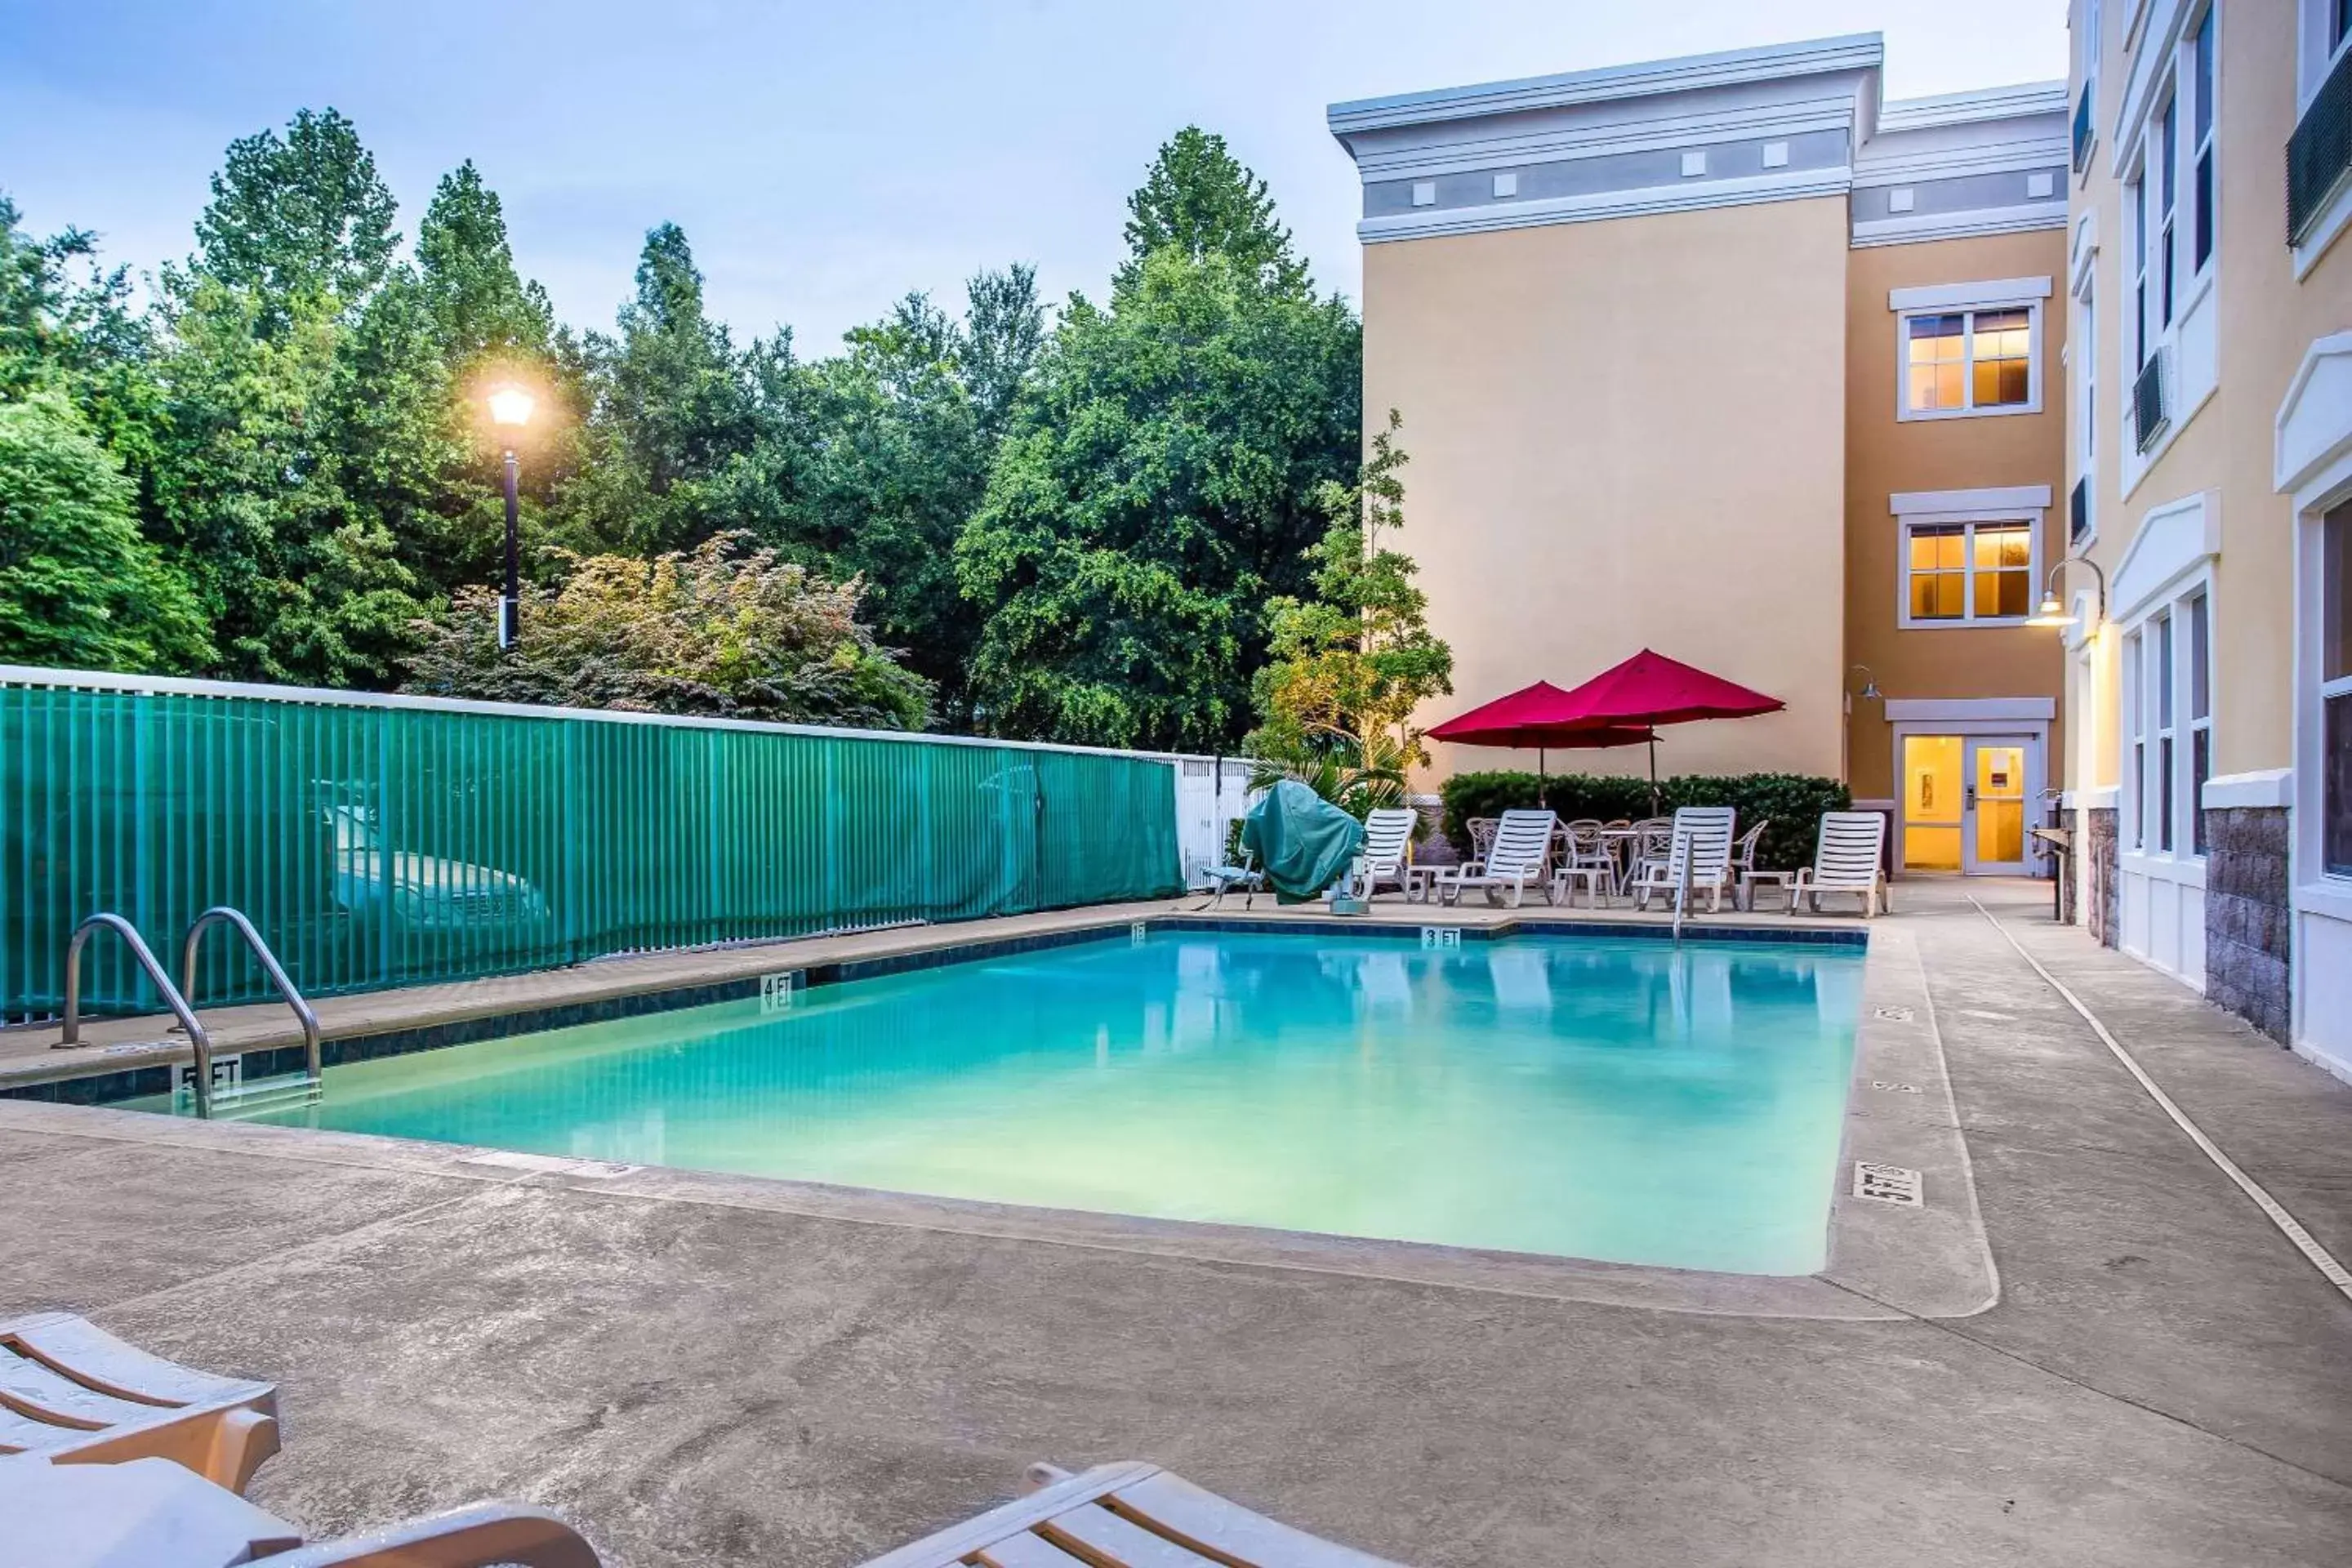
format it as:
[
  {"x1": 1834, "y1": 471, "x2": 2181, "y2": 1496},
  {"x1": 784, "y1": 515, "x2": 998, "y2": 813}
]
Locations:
[
  {"x1": 189, "y1": 108, "x2": 399, "y2": 333},
  {"x1": 1245, "y1": 412, "x2": 1454, "y2": 816},
  {"x1": 559, "y1": 223, "x2": 764, "y2": 555},
  {"x1": 0, "y1": 388, "x2": 208, "y2": 671},
  {"x1": 403, "y1": 532, "x2": 929, "y2": 728},
  {"x1": 959, "y1": 244, "x2": 1361, "y2": 751},
  {"x1": 960, "y1": 262, "x2": 1045, "y2": 440},
  {"x1": 1117, "y1": 127, "x2": 1308, "y2": 297},
  {"x1": 415, "y1": 162, "x2": 554, "y2": 360}
]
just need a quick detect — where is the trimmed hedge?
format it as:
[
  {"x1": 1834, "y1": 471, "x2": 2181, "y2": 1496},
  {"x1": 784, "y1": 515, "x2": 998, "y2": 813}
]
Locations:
[{"x1": 1437, "y1": 770, "x2": 1851, "y2": 874}]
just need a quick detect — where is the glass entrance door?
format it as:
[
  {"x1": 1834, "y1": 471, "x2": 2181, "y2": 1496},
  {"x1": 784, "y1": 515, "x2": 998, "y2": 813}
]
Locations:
[
  {"x1": 1963, "y1": 737, "x2": 2030, "y2": 874},
  {"x1": 1900, "y1": 735, "x2": 1963, "y2": 871},
  {"x1": 1899, "y1": 733, "x2": 2038, "y2": 874}
]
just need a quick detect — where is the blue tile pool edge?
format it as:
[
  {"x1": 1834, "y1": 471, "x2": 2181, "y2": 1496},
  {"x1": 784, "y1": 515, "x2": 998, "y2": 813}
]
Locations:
[{"x1": 4, "y1": 913, "x2": 1868, "y2": 1107}]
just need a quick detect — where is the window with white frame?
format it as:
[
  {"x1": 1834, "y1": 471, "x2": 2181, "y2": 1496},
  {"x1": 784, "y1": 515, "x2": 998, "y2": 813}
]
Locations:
[
  {"x1": 2189, "y1": 7, "x2": 2216, "y2": 272},
  {"x1": 2079, "y1": 282, "x2": 2098, "y2": 469},
  {"x1": 2324, "y1": 504, "x2": 2352, "y2": 877},
  {"x1": 2122, "y1": 580, "x2": 2215, "y2": 859},
  {"x1": 2127, "y1": 628, "x2": 2147, "y2": 848},
  {"x1": 2128, "y1": 176, "x2": 2148, "y2": 370},
  {"x1": 1901, "y1": 516, "x2": 2038, "y2": 626},
  {"x1": 2157, "y1": 99, "x2": 2178, "y2": 329},
  {"x1": 1900, "y1": 307, "x2": 2038, "y2": 417}
]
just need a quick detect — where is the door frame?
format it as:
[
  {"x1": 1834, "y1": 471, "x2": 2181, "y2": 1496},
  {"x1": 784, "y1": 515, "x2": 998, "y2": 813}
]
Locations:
[
  {"x1": 1960, "y1": 735, "x2": 2034, "y2": 874},
  {"x1": 1887, "y1": 712, "x2": 2051, "y2": 876}
]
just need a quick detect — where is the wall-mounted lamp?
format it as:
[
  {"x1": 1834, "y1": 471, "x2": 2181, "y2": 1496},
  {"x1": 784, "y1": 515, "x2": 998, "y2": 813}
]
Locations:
[
  {"x1": 2026, "y1": 555, "x2": 2109, "y2": 630},
  {"x1": 1848, "y1": 664, "x2": 1882, "y2": 702}
]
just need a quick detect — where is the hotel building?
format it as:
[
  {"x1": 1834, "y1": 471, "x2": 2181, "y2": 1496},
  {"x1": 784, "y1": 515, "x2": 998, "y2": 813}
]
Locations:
[
  {"x1": 1330, "y1": 35, "x2": 2072, "y2": 877},
  {"x1": 2059, "y1": 0, "x2": 2352, "y2": 1076}
]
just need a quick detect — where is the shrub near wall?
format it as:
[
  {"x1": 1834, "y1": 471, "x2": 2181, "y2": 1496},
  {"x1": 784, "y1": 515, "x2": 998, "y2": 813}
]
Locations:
[{"x1": 1438, "y1": 771, "x2": 1851, "y2": 874}]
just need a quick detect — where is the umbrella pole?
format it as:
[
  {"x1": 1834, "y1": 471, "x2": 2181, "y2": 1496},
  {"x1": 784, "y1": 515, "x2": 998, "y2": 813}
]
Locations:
[{"x1": 1647, "y1": 737, "x2": 1659, "y2": 816}]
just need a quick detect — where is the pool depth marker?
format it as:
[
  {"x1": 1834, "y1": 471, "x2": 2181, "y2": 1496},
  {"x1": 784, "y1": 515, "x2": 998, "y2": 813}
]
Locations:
[{"x1": 1970, "y1": 897, "x2": 2352, "y2": 1305}]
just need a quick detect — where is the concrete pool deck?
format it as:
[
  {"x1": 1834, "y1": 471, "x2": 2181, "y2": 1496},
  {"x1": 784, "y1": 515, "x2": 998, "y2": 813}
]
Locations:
[{"x1": 3, "y1": 879, "x2": 2350, "y2": 1565}]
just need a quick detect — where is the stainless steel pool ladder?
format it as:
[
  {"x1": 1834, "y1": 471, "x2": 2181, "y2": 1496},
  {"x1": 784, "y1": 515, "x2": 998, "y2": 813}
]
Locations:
[{"x1": 58, "y1": 908, "x2": 321, "y2": 1120}]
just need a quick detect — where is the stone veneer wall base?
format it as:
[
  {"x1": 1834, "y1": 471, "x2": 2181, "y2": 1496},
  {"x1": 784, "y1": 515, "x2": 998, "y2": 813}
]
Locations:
[
  {"x1": 2084, "y1": 808, "x2": 2118, "y2": 948},
  {"x1": 2202, "y1": 806, "x2": 2292, "y2": 1043}
]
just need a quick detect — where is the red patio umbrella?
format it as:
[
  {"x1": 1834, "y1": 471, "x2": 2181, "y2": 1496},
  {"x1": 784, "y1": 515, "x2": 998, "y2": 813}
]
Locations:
[
  {"x1": 1423, "y1": 680, "x2": 1659, "y2": 782},
  {"x1": 1542, "y1": 648, "x2": 1785, "y2": 809}
]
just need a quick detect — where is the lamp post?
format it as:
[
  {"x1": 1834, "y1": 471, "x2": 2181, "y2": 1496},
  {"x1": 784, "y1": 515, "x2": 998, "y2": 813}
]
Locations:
[{"x1": 486, "y1": 385, "x2": 536, "y2": 651}]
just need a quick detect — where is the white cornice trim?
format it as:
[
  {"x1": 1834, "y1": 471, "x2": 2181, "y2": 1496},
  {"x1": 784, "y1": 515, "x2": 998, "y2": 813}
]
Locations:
[
  {"x1": 1326, "y1": 33, "x2": 1884, "y2": 136},
  {"x1": 1891, "y1": 484, "x2": 2053, "y2": 514},
  {"x1": 2274, "y1": 332, "x2": 2352, "y2": 497},
  {"x1": 2111, "y1": 488, "x2": 2221, "y2": 621},
  {"x1": 1888, "y1": 276, "x2": 2053, "y2": 312},
  {"x1": 1851, "y1": 203, "x2": 2067, "y2": 247},
  {"x1": 1878, "y1": 82, "x2": 2069, "y2": 129},
  {"x1": 1851, "y1": 138, "x2": 2069, "y2": 187},
  {"x1": 1883, "y1": 697, "x2": 2057, "y2": 721},
  {"x1": 1358, "y1": 167, "x2": 1850, "y2": 243},
  {"x1": 1350, "y1": 101, "x2": 1854, "y2": 182},
  {"x1": 2202, "y1": 769, "x2": 2294, "y2": 811}
]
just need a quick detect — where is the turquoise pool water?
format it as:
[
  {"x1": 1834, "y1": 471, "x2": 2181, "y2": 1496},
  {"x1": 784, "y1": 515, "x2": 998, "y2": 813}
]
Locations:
[{"x1": 170, "y1": 932, "x2": 1865, "y2": 1274}]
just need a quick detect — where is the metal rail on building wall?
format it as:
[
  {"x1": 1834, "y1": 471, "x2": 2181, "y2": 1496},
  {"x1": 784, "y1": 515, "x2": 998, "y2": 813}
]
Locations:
[
  {"x1": 180, "y1": 906, "x2": 323, "y2": 1098},
  {"x1": 59, "y1": 914, "x2": 216, "y2": 1115}
]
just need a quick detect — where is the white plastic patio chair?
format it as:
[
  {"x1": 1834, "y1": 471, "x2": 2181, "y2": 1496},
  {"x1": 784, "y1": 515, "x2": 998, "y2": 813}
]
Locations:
[
  {"x1": 1352, "y1": 807, "x2": 1419, "y2": 901},
  {"x1": 1788, "y1": 811, "x2": 1891, "y2": 916},
  {"x1": 1195, "y1": 847, "x2": 1264, "y2": 911},
  {"x1": 1438, "y1": 808, "x2": 1557, "y2": 907},
  {"x1": 1549, "y1": 820, "x2": 1616, "y2": 907},
  {"x1": 1631, "y1": 806, "x2": 1738, "y2": 914}
]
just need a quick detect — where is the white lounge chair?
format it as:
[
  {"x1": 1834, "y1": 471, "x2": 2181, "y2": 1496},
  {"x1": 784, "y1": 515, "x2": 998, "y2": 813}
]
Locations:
[
  {"x1": 1438, "y1": 808, "x2": 1557, "y2": 907},
  {"x1": 1631, "y1": 806, "x2": 1737, "y2": 914},
  {"x1": 1788, "y1": 811, "x2": 1891, "y2": 916},
  {"x1": 1352, "y1": 807, "x2": 1419, "y2": 901},
  {"x1": 862, "y1": 1461, "x2": 1407, "y2": 1568},
  {"x1": 69, "y1": 1460, "x2": 1406, "y2": 1568},
  {"x1": 1195, "y1": 848, "x2": 1264, "y2": 911}
]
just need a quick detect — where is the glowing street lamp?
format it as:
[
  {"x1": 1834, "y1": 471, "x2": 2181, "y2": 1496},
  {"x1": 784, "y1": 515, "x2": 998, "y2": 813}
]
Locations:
[{"x1": 487, "y1": 385, "x2": 535, "y2": 650}]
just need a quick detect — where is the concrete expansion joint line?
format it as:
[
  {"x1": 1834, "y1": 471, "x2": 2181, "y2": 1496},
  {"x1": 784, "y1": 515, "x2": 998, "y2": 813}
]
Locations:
[
  {"x1": 1814, "y1": 1272, "x2": 2352, "y2": 1496},
  {"x1": 1965, "y1": 897, "x2": 2352, "y2": 1307},
  {"x1": 91, "y1": 1169, "x2": 550, "y2": 1319}
]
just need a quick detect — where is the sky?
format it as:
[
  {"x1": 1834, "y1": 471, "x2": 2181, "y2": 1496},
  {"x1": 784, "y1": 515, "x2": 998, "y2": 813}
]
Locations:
[{"x1": 0, "y1": 1, "x2": 2069, "y2": 352}]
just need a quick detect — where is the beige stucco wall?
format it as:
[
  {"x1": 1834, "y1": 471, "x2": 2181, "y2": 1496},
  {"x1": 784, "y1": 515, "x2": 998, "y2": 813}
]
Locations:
[
  {"x1": 2065, "y1": 0, "x2": 2352, "y2": 783},
  {"x1": 1365, "y1": 197, "x2": 1851, "y2": 787},
  {"x1": 1843, "y1": 230, "x2": 2071, "y2": 804}
]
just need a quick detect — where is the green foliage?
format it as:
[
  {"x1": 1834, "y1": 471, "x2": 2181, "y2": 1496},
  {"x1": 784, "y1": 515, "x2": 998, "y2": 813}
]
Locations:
[
  {"x1": 0, "y1": 388, "x2": 208, "y2": 671},
  {"x1": 3, "y1": 109, "x2": 1351, "y2": 748},
  {"x1": 403, "y1": 532, "x2": 930, "y2": 729},
  {"x1": 1246, "y1": 409, "x2": 1452, "y2": 783},
  {"x1": 1437, "y1": 770, "x2": 1854, "y2": 873},
  {"x1": 1119, "y1": 127, "x2": 1307, "y2": 296},
  {"x1": 189, "y1": 108, "x2": 398, "y2": 333},
  {"x1": 960, "y1": 155, "x2": 1361, "y2": 751}
]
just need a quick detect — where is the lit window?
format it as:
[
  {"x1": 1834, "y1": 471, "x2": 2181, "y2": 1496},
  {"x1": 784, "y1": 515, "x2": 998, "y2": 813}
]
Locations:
[
  {"x1": 1909, "y1": 525, "x2": 1967, "y2": 618},
  {"x1": 1903, "y1": 519, "x2": 2036, "y2": 625},
  {"x1": 1903, "y1": 307, "x2": 2037, "y2": 416}
]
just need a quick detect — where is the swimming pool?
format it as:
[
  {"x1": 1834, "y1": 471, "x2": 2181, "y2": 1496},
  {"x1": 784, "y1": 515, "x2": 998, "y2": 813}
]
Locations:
[{"x1": 149, "y1": 930, "x2": 1866, "y2": 1275}]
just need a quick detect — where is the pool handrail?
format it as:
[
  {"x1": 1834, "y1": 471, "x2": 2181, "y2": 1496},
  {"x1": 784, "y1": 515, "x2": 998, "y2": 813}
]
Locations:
[
  {"x1": 180, "y1": 906, "x2": 323, "y2": 1102},
  {"x1": 60, "y1": 913, "x2": 216, "y2": 1113}
]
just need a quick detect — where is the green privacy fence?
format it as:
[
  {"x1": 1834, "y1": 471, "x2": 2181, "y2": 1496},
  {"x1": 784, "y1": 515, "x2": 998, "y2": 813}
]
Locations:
[{"x1": 2, "y1": 669, "x2": 1183, "y2": 1018}]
